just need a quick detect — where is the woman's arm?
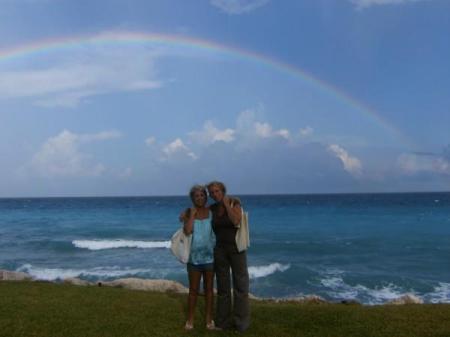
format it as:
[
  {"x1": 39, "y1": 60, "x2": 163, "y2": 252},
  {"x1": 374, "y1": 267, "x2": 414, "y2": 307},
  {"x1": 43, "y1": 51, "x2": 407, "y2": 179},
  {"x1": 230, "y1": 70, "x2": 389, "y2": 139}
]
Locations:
[
  {"x1": 179, "y1": 208, "x2": 189, "y2": 223},
  {"x1": 223, "y1": 196, "x2": 242, "y2": 226},
  {"x1": 183, "y1": 207, "x2": 196, "y2": 235}
]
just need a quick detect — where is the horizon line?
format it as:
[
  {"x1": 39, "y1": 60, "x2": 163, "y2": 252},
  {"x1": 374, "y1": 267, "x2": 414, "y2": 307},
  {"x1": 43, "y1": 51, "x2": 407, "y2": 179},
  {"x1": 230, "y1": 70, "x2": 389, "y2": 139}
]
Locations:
[{"x1": 1, "y1": 190, "x2": 449, "y2": 199}]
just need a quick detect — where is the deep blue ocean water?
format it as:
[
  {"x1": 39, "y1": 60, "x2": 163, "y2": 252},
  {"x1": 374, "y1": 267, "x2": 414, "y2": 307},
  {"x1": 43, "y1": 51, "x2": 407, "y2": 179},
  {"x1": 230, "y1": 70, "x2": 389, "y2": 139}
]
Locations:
[{"x1": 1, "y1": 193, "x2": 449, "y2": 304}]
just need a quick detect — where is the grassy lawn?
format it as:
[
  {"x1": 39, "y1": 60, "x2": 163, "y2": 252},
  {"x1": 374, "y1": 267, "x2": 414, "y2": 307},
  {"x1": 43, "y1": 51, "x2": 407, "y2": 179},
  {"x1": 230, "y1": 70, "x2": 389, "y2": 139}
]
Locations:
[{"x1": 1, "y1": 281, "x2": 449, "y2": 337}]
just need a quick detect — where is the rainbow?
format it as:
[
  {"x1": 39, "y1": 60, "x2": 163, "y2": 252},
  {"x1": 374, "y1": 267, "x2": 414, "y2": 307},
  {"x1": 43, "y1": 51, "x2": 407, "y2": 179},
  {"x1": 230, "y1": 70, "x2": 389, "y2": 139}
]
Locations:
[{"x1": 0, "y1": 31, "x2": 414, "y2": 149}]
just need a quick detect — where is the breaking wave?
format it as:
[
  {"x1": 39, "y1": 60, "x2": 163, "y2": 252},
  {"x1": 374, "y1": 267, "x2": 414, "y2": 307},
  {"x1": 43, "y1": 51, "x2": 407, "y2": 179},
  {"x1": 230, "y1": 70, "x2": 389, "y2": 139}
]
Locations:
[
  {"x1": 248, "y1": 263, "x2": 290, "y2": 279},
  {"x1": 320, "y1": 275, "x2": 408, "y2": 304},
  {"x1": 72, "y1": 239, "x2": 170, "y2": 250},
  {"x1": 15, "y1": 264, "x2": 165, "y2": 281}
]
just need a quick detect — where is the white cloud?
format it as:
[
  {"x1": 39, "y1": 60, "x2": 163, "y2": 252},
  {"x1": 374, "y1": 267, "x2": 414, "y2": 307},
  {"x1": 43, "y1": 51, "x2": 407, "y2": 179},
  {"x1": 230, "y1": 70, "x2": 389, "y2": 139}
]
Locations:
[
  {"x1": 163, "y1": 138, "x2": 187, "y2": 155},
  {"x1": 152, "y1": 137, "x2": 361, "y2": 194},
  {"x1": 398, "y1": 153, "x2": 427, "y2": 174},
  {"x1": 187, "y1": 110, "x2": 290, "y2": 151},
  {"x1": 254, "y1": 122, "x2": 272, "y2": 138},
  {"x1": 276, "y1": 129, "x2": 290, "y2": 140},
  {"x1": 189, "y1": 121, "x2": 235, "y2": 145},
  {"x1": 145, "y1": 137, "x2": 156, "y2": 146},
  {"x1": 30, "y1": 129, "x2": 120, "y2": 177},
  {"x1": 300, "y1": 126, "x2": 314, "y2": 137},
  {"x1": 34, "y1": 90, "x2": 99, "y2": 109},
  {"x1": 350, "y1": 0, "x2": 427, "y2": 9},
  {"x1": 164, "y1": 110, "x2": 289, "y2": 167},
  {"x1": 236, "y1": 108, "x2": 258, "y2": 132},
  {"x1": 397, "y1": 153, "x2": 450, "y2": 175},
  {"x1": 162, "y1": 138, "x2": 197, "y2": 160},
  {"x1": 328, "y1": 144, "x2": 363, "y2": 177},
  {"x1": 210, "y1": 0, "x2": 270, "y2": 14},
  {"x1": 0, "y1": 44, "x2": 162, "y2": 108},
  {"x1": 150, "y1": 109, "x2": 364, "y2": 185},
  {"x1": 252, "y1": 121, "x2": 290, "y2": 140}
]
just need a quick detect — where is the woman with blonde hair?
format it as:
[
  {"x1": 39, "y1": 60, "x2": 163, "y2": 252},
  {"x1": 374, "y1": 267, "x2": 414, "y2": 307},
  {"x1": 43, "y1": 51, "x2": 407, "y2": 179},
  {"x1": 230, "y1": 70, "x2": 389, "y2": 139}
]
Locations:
[
  {"x1": 207, "y1": 181, "x2": 250, "y2": 332},
  {"x1": 182, "y1": 184, "x2": 216, "y2": 331}
]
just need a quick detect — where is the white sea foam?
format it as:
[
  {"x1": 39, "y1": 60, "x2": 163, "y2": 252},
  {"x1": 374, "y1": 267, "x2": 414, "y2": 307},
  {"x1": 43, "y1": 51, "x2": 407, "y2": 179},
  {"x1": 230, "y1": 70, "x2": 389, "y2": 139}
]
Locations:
[
  {"x1": 15, "y1": 264, "x2": 162, "y2": 281},
  {"x1": 320, "y1": 275, "x2": 414, "y2": 304},
  {"x1": 248, "y1": 263, "x2": 290, "y2": 279},
  {"x1": 426, "y1": 282, "x2": 450, "y2": 303},
  {"x1": 72, "y1": 239, "x2": 170, "y2": 250},
  {"x1": 358, "y1": 284, "x2": 407, "y2": 303},
  {"x1": 320, "y1": 276, "x2": 359, "y2": 300},
  {"x1": 17, "y1": 262, "x2": 290, "y2": 282}
]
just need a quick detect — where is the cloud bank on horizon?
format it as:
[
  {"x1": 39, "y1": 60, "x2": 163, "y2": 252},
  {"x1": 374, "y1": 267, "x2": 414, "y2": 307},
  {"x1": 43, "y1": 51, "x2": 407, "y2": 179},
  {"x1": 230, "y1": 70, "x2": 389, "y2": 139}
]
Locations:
[{"x1": 14, "y1": 106, "x2": 449, "y2": 196}]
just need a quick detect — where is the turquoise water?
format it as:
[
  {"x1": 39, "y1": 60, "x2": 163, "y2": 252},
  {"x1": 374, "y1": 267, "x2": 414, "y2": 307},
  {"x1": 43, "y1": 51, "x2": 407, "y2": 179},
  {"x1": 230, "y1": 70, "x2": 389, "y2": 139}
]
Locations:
[{"x1": 1, "y1": 193, "x2": 449, "y2": 304}]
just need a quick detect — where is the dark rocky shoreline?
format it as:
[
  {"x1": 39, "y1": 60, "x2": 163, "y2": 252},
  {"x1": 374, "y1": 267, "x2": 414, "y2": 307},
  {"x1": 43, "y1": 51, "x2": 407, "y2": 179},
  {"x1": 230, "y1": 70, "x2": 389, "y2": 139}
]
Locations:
[{"x1": 0, "y1": 269, "x2": 424, "y2": 305}]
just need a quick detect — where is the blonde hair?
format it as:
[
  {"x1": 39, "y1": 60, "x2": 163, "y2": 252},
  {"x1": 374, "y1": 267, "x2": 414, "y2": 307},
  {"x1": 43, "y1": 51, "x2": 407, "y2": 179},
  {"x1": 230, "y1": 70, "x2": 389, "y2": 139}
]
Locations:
[
  {"x1": 207, "y1": 181, "x2": 227, "y2": 195},
  {"x1": 189, "y1": 184, "x2": 207, "y2": 202}
]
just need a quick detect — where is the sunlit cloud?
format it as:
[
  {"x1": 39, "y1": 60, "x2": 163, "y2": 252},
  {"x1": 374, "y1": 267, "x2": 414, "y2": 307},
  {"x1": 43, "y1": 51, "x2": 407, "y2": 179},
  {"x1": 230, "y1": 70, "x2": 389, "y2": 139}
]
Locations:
[
  {"x1": 189, "y1": 121, "x2": 235, "y2": 145},
  {"x1": 162, "y1": 138, "x2": 197, "y2": 160},
  {"x1": 300, "y1": 126, "x2": 314, "y2": 137},
  {"x1": 328, "y1": 144, "x2": 363, "y2": 177},
  {"x1": 254, "y1": 122, "x2": 290, "y2": 139},
  {"x1": 233, "y1": 109, "x2": 291, "y2": 143},
  {"x1": 150, "y1": 132, "x2": 362, "y2": 194},
  {"x1": 254, "y1": 122, "x2": 272, "y2": 138},
  {"x1": 186, "y1": 109, "x2": 291, "y2": 151},
  {"x1": 275, "y1": 129, "x2": 290, "y2": 140},
  {"x1": 0, "y1": 46, "x2": 162, "y2": 108},
  {"x1": 29, "y1": 129, "x2": 121, "y2": 177}
]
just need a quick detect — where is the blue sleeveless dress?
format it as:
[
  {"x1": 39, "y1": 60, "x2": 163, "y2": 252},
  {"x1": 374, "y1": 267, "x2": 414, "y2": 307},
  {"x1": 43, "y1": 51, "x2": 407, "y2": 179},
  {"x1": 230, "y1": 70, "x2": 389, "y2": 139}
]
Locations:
[{"x1": 189, "y1": 212, "x2": 215, "y2": 265}]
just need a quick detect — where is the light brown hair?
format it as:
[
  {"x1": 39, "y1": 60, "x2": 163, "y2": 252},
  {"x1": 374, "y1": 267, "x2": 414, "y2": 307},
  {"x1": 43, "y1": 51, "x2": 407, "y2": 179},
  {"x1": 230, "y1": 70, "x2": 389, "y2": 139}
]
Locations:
[
  {"x1": 207, "y1": 181, "x2": 227, "y2": 195},
  {"x1": 189, "y1": 184, "x2": 207, "y2": 202}
]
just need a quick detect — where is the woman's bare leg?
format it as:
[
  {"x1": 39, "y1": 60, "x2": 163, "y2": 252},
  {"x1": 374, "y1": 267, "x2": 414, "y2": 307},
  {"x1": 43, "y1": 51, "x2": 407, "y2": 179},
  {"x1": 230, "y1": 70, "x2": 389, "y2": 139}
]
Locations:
[
  {"x1": 203, "y1": 270, "x2": 215, "y2": 324},
  {"x1": 187, "y1": 270, "x2": 202, "y2": 325}
]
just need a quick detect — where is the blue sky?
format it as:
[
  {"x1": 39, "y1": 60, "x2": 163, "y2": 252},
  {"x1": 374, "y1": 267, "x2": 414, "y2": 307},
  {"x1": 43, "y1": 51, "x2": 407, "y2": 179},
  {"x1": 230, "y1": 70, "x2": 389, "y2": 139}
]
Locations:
[{"x1": 0, "y1": 0, "x2": 449, "y2": 197}]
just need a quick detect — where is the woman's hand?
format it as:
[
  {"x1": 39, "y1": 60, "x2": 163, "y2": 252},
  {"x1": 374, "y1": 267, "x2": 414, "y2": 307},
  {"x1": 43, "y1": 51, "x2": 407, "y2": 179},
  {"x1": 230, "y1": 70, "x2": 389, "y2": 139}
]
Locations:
[
  {"x1": 189, "y1": 207, "x2": 197, "y2": 219},
  {"x1": 179, "y1": 210, "x2": 187, "y2": 223},
  {"x1": 223, "y1": 196, "x2": 242, "y2": 227},
  {"x1": 181, "y1": 208, "x2": 196, "y2": 235}
]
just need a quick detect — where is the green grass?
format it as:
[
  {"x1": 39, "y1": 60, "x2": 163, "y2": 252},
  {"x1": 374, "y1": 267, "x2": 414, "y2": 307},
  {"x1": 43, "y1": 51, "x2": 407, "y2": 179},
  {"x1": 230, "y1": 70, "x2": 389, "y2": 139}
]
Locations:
[{"x1": 1, "y1": 281, "x2": 450, "y2": 337}]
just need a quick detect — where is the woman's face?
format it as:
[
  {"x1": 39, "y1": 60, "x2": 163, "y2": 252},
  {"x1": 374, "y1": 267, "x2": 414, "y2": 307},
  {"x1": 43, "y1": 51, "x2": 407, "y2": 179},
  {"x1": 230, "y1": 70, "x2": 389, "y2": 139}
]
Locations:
[
  {"x1": 208, "y1": 185, "x2": 224, "y2": 203},
  {"x1": 192, "y1": 190, "x2": 207, "y2": 207}
]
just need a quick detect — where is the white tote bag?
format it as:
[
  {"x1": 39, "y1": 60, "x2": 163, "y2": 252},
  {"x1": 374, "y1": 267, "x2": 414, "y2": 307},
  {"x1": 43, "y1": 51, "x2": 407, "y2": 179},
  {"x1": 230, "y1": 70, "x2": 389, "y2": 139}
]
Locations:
[
  {"x1": 235, "y1": 209, "x2": 250, "y2": 253},
  {"x1": 170, "y1": 228, "x2": 192, "y2": 264}
]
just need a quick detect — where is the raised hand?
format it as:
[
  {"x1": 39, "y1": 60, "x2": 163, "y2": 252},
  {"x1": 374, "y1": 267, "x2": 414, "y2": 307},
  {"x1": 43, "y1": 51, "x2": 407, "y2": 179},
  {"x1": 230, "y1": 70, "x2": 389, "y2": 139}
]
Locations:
[{"x1": 189, "y1": 207, "x2": 198, "y2": 219}]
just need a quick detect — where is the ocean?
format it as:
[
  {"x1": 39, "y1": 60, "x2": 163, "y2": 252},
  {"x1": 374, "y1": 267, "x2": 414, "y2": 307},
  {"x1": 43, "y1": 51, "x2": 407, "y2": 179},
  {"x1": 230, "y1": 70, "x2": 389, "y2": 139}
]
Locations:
[{"x1": 1, "y1": 193, "x2": 449, "y2": 304}]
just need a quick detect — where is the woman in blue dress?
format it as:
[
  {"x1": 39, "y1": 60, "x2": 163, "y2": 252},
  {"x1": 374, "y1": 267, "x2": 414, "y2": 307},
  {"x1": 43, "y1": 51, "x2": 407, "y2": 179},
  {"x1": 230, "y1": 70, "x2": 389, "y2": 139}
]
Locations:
[{"x1": 182, "y1": 185, "x2": 216, "y2": 330}]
